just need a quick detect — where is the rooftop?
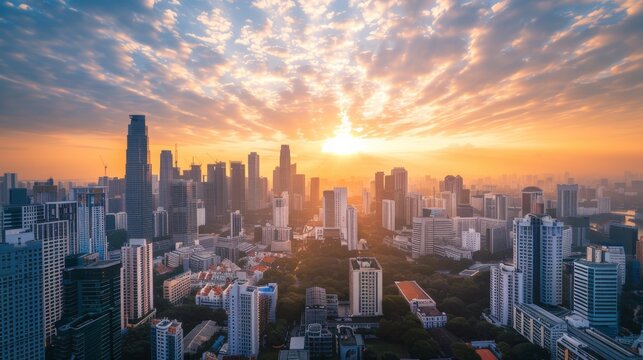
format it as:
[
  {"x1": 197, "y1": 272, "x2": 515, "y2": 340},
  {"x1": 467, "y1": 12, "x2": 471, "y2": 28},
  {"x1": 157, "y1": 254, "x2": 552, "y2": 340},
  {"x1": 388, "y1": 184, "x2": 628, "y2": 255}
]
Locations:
[
  {"x1": 394, "y1": 281, "x2": 433, "y2": 302},
  {"x1": 475, "y1": 349, "x2": 498, "y2": 360},
  {"x1": 350, "y1": 257, "x2": 381, "y2": 270}
]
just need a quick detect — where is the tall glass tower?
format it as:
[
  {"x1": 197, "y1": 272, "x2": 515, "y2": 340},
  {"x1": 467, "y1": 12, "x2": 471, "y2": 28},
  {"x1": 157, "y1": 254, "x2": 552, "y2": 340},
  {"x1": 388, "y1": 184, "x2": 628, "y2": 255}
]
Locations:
[{"x1": 125, "y1": 115, "x2": 154, "y2": 240}]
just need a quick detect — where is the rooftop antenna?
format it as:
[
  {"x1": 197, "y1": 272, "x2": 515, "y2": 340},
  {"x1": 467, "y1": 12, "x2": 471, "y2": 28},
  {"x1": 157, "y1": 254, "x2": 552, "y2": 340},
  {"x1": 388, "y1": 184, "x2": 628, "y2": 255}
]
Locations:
[{"x1": 99, "y1": 155, "x2": 107, "y2": 177}]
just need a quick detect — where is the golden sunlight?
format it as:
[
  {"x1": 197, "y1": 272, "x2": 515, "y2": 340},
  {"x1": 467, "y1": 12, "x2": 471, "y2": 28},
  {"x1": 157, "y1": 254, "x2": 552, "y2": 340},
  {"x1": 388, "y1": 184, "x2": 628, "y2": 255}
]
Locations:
[{"x1": 321, "y1": 111, "x2": 365, "y2": 155}]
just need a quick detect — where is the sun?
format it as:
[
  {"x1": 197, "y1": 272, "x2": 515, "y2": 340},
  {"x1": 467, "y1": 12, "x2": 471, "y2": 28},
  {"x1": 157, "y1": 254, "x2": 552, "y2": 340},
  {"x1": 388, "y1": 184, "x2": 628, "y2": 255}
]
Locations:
[
  {"x1": 322, "y1": 132, "x2": 365, "y2": 155},
  {"x1": 322, "y1": 110, "x2": 366, "y2": 155}
]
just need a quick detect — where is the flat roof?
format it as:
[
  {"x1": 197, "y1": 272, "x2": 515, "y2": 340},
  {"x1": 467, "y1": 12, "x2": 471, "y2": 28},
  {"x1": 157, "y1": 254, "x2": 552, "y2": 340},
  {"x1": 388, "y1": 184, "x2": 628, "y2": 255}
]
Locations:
[{"x1": 394, "y1": 281, "x2": 432, "y2": 302}]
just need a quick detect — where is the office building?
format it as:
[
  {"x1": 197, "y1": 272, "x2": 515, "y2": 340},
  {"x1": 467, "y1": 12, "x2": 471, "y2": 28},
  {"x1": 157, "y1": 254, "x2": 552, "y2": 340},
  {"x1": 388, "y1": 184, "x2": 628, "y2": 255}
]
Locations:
[
  {"x1": 230, "y1": 161, "x2": 246, "y2": 213},
  {"x1": 122, "y1": 238, "x2": 155, "y2": 327},
  {"x1": 461, "y1": 228, "x2": 481, "y2": 251},
  {"x1": 346, "y1": 205, "x2": 358, "y2": 251},
  {"x1": 151, "y1": 318, "x2": 183, "y2": 360},
  {"x1": 513, "y1": 303, "x2": 567, "y2": 356},
  {"x1": 54, "y1": 254, "x2": 122, "y2": 360},
  {"x1": 248, "y1": 152, "x2": 260, "y2": 210},
  {"x1": 362, "y1": 189, "x2": 371, "y2": 215},
  {"x1": 521, "y1": 186, "x2": 544, "y2": 215},
  {"x1": 557, "y1": 184, "x2": 579, "y2": 218},
  {"x1": 230, "y1": 210, "x2": 243, "y2": 237},
  {"x1": 573, "y1": 260, "x2": 619, "y2": 337},
  {"x1": 279, "y1": 145, "x2": 291, "y2": 194},
  {"x1": 205, "y1": 162, "x2": 228, "y2": 224},
  {"x1": 337, "y1": 326, "x2": 365, "y2": 360},
  {"x1": 1, "y1": 172, "x2": 18, "y2": 205},
  {"x1": 607, "y1": 224, "x2": 638, "y2": 256},
  {"x1": 74, "y1": 187, "x2": 108, "y2": 260},
  {"x1": 322, "y1": 190, "x2": 336, "y2": 228},
  {"x1": 45, "y1": 201, "x2": 79, "y2": 255},
  {"x1": 273, "y1": 192, "x2": 289, "y2": 227},
  {"x1": 8, "y1": 187, "x2": 28, "y2": 205},
  {"x1": 310, "y1": 177, "x2": 320, "y2": 208},
  {"x1": 382, "y1": 199, "x2": 395, "y2": 231},
  {"x1": 305, "y1": 287, "x2": 328, "y2": 326},
  {"x1": 171, "y1": 180, "x2": 198, "y2": 245},
  {"x1": 163, "y1": 271, "x2": 192, "y2": 305},
  {"x1": 587, "y1": 245, "x2": 627, "y2": 286},
  {"x1": 391, "y1": 167, "x2": 408, "y2": 228},
  {"x1": 489, "y1": 263, "x2": 524, "y2": 326},
  {"x1": 484, "y1": 193, "x2": 508, "y2": 220},
  {"x1": 153, "y1": 207, "x2": 169, "y2": 238},
  {"x1": 159, "y1": 150, "x2": 174, "y2": 214},
  {"x1": 334, "y1": 187, "x2": 348, "y2": 239},
  {"x1": 1, "y1": 203, "x2": 44, "y2": 242},
  {"x1": 305, "y1": 323, "x2": 334, "y2": 358},
  {"x1": 349, "y1": 257, "x2": 383, "y2": 316},
  {"x1": 228, "y1": 281, "x2": 260, "y2": 356},
  {"x1": 125, "y1": 115, "x2": 154, "y2": 240},
  {"x1": 411, "y1": 217, "x2": 454, "y2": 258},
  {"x1": 0, "y1": 236, "x2": 44, "y2": 360}
]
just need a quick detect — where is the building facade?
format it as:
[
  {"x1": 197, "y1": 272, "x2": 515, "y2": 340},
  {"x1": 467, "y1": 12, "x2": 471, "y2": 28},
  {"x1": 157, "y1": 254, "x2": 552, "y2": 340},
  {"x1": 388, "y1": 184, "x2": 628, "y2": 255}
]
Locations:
[{"x1": 349, "y1": 257, "x2": 383, "y2": 317}]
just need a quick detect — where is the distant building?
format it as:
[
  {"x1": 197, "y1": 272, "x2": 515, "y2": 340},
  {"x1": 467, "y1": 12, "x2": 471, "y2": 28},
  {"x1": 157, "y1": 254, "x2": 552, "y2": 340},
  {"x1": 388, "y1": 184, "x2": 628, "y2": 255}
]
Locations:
[
  {"x1": 151, "y1": 318, "x2": 183, "y2": 360},
  {"x1": 434, "y1": 245, "x2": 473, "y2": 260},
  {"x1": 163, "y1": 271, "x2": 192, "y2": 305},
  {"x1": 557, "y1": 184, "x2": 579, "y2": 218},
  {"x1": 74, "y1": 187, "x2": 108, "y2": 260},
  {"x1": 122, "y1": 239, "x2": 155, "y2": 327},
  {"x1": 273, "y1": 192, "x2": 289, "y2": 227},
  {"x1": 411, "y1": 217, "x2": 454, "y2": 258},
  {"x1": 230, "y1": 161, "x2": 246, "y2": 213},
  {"x1": 154, "y1": 207, "x2": 169, "y2": 238},
  {"x1": 382, "y1": 199, "x2": 396, "y2": 231},
  {"x1": 230, "y1": 210, "x2": 243, "y2": 237},
  {"x1": 305, "y1": 323, "x2": 334, "y2": 358},
  {"x1": 183, "y1": 320, "x2": 218, "y2": 355},
  {"x1": 349, "y1": 257, "x2": 383, "y2": 316},
  {"x1": 45, "y1": 201, "x2": 79, "y2": 255},
  {"x1": 171, "y1": 180, "x2": 198, "y2": 245},
  {"x1": 125, "y1": 115, "x2": 154, "y2": 240},
  {"x1": 305, "y1": 287, "x2": 328, "y2": 326},
  {"x1": 337, "y1": 326, "x2": 365, "y2": 360},
  {"x1": 607, "y1": 223, "x2": 638, "y2": 256},
  {"x1": 461, "y1": 228, "x2": 481, "y2": 251},
  {"x1": 346, "y1": 205, "x2": 358, "y2": 251}
]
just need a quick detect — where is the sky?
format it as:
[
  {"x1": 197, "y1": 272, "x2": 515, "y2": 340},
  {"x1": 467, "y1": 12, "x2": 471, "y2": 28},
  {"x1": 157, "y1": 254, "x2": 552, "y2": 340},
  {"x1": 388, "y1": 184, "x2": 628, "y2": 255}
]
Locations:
[{"x1": 0, "y1": 0, "x2": 642, "y2": 181}]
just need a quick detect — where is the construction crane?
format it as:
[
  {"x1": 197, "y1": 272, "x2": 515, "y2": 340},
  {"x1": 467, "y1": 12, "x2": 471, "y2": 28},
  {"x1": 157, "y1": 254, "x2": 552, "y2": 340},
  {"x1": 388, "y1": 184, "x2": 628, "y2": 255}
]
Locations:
[{"x1": 99, "y1": 155, "x2": 107, "y2": 177}]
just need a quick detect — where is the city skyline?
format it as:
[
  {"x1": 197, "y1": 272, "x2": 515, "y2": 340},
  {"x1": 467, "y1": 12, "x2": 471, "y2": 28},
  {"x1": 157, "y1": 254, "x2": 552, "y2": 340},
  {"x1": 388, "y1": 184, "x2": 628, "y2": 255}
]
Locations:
[{"x1": 1, "y1": 1, "x2": 643, "y2": 179}]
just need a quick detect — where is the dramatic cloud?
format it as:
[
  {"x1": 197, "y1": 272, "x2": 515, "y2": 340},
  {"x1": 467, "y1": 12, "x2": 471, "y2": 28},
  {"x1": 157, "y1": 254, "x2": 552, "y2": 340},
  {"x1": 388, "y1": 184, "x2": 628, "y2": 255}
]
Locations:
[{"x1": 0, "y1": 0, "x2": 642, "y2": 178}]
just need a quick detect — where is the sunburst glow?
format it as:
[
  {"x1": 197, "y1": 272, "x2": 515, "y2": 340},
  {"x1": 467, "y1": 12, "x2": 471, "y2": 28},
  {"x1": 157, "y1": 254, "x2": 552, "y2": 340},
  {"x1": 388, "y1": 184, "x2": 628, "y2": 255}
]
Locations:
[{"x1": 322, "y1": 111, "x2": 366, "y2": 155}]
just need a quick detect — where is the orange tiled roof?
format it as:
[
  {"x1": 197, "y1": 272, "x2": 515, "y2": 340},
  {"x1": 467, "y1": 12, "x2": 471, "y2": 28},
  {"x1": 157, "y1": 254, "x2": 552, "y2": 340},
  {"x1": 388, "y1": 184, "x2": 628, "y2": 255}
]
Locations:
[
  {"x1": 395, "y1": 281, "x2": 431, "y2": 301},
  {"x1": 475, "y1": 349, "x2": 498, "y2": 360}
]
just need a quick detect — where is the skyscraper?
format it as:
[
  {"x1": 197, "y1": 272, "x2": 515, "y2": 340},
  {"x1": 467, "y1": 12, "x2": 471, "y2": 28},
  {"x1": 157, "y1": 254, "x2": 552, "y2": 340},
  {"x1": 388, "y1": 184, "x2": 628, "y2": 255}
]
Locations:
[
  {"x1": 247, "y1": 152, "x2": 260, "y2": 210},
  {"x1": 310, "y1": 177, "x2": 320, "y2": 208},
  {"x1": 279, "y1": 145, "x2": 291, "y2": 194},
  {"x1": 35, "y1": 220, "x2": 70, "y2": 343},
  {"x1": 0, "y1": 236, "x2": 44, "y2": 359},
  {"x1": 349, "y1": 257, "x2": 383, "y2": 316},
  {"x1": 159, "y1": 150, "x2": 174, "y2": 213},
  {"x1": 170, "y1": 180, "x2": 198, "y2": 245},
  {"x1": 121, "y1": 238, "x2": 155, "y2": 327},
  {"x1": 230, "y1": 210, "x2": 243, "y2": 237},
  {"x1": 346, "y1": 205, "x2": 358, "y2": 251},
  {"x1": 334, "y1": 187, "x2": 348, "y2": 239},
  {"x1": 322, "y1": 190, "x2": 335, "y2": 228},
  {"x1": 230, "y1": 161, "x2": 246, "y2": 213},
  {"x1": 125, "y1": 115, "x2": 154, "y2": 240},
  {"x1": 272, "y1": 192, "x2": 289, "y2": 227},
  {"x1": 557, "y1": 184, "x2": 579, "y2": 218},
  {"x1": 151, "y1": 319, "x2": 183, "y2": 360},
  {"x1": 391, "y1": 167, "x2": 408, "y2": 228},
  {"x1": 1, "y1": 172, "x2": 17, "y2": 205},
  {"x1": 573, "y1": 260, "x2": 619, "y2": 337},
  {"x1": 521, "y1": 186, "x2": 544, "y2": 216},
  {"x1": 74, "y1": 187, "x2": 107, "y2": 260},
  {"x1": 489, "y1": 263, "x2": 524, "y2": 326},
  {"x1": 45, "y1": 201, "x2": 79, "y2": 255},
  {"x1": 382, "y1": 199, "x2": 395, "y2": 232},
  {"x1": 54, "y1": 253, "x2": 122, "y2": 360},
  {"x1": 228, "y1": 281, "x2": 260, "y2": 356},
  {"x1": 442, "y1": 175, "x2": 463, "y2": 204},
  {"x1": 513, "y1": 214, "x2": 564, "y2": 305},
  {"x1": 205, "y1": 162, "x2": 228, "y2": 224}
]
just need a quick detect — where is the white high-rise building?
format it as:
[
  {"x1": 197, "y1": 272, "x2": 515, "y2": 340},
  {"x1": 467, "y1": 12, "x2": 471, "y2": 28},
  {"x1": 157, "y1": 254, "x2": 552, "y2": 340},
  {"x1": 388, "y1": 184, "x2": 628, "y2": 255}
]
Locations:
[
  {"x1": 34, "y1": 220, "x2": 69, "y2": 343},
  {"x1": 334, "y1": 187, "x2": 348, "y2": 239},
  {"x1": 151, "y1": 318, "x2": 183, "y2": 360},
  {"x1": 272, "y1": 192, "x2": 289, "y2": 227},
  {"x1": 461, "y1": 228, "x2": 481, "y2": 251},
  {"x1": 228, "y1": 281, "x2": 260, "y2": 356},
  {"x1": 122, "y1": 238, "x2": 155, "y2": 327},
  {"x1": 540, "y1": 216, "x2": 564, "y2": 306},
  {"x1": 411, "y1": 217, "x2": 454, "y2": 258},
  {"x1": 382, "y1": 199, "x2": 395, "y2": 231},
  {"x1": 513, "y1": 214, "x2": 564, "y2": 306},
  {"x1": 44, "y1": 201, "x2": 79, "y2": 255},
  {"x1": 349, "y1": 257, "x2": 383, "y2": 316},
  {"x1": 346, "y1": 205, "x2": 358, "y2": 251},
  {"x1": 489, "y1": 263, "x2": 524, "y2": 326},
  {"x1": 74, "y1": 187, "x2": 107, "y2": 260},
  {"x1": 113, "y1": 211, "x2": 128, "y2": 231}
]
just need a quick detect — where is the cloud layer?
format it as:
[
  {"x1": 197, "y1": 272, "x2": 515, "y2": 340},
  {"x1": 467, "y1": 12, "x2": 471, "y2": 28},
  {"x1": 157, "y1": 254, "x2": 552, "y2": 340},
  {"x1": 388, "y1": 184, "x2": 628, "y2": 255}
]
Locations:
[{"x1": 1, "y1": 0, "x2": 642, "y2": 178}]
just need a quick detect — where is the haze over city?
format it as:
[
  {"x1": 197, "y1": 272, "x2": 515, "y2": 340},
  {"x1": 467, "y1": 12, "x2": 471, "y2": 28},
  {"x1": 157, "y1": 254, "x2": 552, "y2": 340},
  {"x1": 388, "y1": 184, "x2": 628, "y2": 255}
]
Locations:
[{"x1": 1, "y1": 0, "x2": 643, "y2": 180}]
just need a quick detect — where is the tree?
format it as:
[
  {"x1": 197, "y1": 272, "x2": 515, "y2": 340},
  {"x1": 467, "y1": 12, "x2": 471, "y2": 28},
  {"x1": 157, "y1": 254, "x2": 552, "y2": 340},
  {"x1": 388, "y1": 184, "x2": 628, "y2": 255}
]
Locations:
[
  {"x1": 451, "y1": 343, "x2": 481, "y2": 360},
  {"x1": 363, "y1": 348, "x2": 378, "y2": 360},
  {"x1": 440, "y1": 297, "x2": 469, "y2": 317},
  {"x1": 446, "y1": 317, "x2": 475, "y2": 340},
  {"x1": 409, "y1": 340, "x2": 440, "y2": 360},
  {"x1": 381, "y1": 352, "x2": 400, "y2": 360},
  {"x1": 505, "y1": 342, "x2": 549, "y2": 360},
  {"x1": 402, "y1": 328, "x2": 430, "y2": 347},
  {"x1": 382, "y1": 295, "x2": 411, "y2": 319},
  {"x1": 266, "y1": 319, "x2": 288, "y2": 348}
]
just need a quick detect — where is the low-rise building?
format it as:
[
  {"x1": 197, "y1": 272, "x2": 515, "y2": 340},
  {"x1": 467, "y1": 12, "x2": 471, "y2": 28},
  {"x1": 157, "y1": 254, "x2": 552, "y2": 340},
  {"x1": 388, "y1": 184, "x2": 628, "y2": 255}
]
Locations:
[
  {"x1": 434, "y1": 244, "x2": 473, "y2": 260},
  {"x1": 195, "y1": 283, "x2": 230, "y2": 309},
  {"x1": 513, "y1": 303, "x2": 567, "y2": 357},
  {"x1": 163, "y1": 271, "x2": 192, "y2": 304},
  {"x1": 183, "y1": 320, "x2": 218, "y2": 355},
  {"x1": 394, "y1": 280, "x2": 447, "y2": 328}
]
